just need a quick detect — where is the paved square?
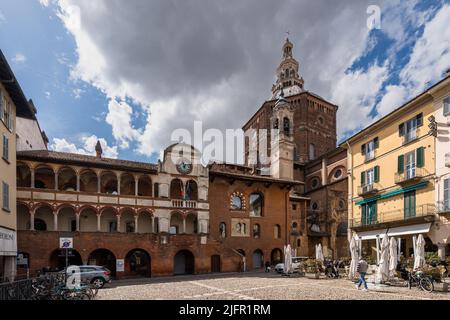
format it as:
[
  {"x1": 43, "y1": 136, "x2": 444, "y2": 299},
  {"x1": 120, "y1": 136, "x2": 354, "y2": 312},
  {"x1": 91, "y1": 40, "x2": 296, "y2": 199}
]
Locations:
[{"x1": 97, "y1": 272, "x2": 450, "y2": 300}]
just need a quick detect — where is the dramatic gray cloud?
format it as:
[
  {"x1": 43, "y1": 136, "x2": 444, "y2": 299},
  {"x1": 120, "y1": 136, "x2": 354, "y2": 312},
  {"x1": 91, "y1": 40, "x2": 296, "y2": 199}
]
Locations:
[{"x1": 52, "y1": 0, "x2": 450, "y2": 158}]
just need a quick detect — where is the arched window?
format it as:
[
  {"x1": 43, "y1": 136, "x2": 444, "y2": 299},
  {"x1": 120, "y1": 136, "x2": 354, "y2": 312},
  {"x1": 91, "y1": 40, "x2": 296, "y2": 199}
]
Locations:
[
  {"x1": 219, "y1": 222, "x2": 226, "y2": 238},
  {"x1": 309, "y1": 143, "x2": 316, "y2": 160},
  {"x1": 310, "y1": 177, "x2": 320, "y2": 189},
  {"x1": 230, "y1": 192, "x2": 245, "y2": 210},
  {"x1": 285, "y1": 69, "x2": 289, "y2": 78},
  {"x1": 283, "y1": 117, "x2": 290, "y2": 136},
  {"x1": 273, "y1": 118, "x2": 279, "y2": 129},
  {"x1": 34, "y1": 218, "x2": 47, "y2": 231},
  {"x1": 154, "y1": 183, "x2": 159, "y2": 198},
  {"x1": 274, "y1": 224, "x2": 281, "y2": 239},
  {"x1": 170, "y1": 179, "x2": 183, "y2": 199},
  {"x1": 253, "y1": 224, "x2": 260, "y2": 239},
  {"x1": 292, "y1": 222, "x2": 298, "y2": 230},
  {"x1": 249, "y1": 193, "x2": 263, "y2": 217},
  {"x1": 185, "y1": 180, "x2": 198, "y2": 200}
]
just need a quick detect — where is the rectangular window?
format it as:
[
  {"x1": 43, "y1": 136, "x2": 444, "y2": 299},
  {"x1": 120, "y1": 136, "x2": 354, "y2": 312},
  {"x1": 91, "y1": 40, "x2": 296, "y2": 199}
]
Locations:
[
  {"x1": 361, "y1": 201, "x2": 377, "y2": 225},
  {"x1": 2, "y1": 135, "x2": 8, "y2": 161},
  {"x1": 0, "y1": 91, "x2": 4, "y2": 123},
  {"x1": 2, "y1": 182, "x2": 9, "y2": 211},
  {"x1": 405, "y1": 151, "x2": 416, "y2": 179},
  {"x1": 405, "y1": 117, "x2": 417, "y2": 143},
  {"x1": 444, "y1": 97, "x2": 450, "y2": 116},
  {"x1": 444, "y1": 179, "x2": 450, "y2": 211},
  {"x1": 365, "y1": 140, "x2": 375, "y2": 161},
  {"x1": 404, "y1": 190, "x2": 416, "y2": 218}
]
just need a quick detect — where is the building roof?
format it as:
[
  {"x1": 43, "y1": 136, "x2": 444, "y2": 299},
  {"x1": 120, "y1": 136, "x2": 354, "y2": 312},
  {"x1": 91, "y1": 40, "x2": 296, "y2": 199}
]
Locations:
[
  {"x1": 340, "y1": 74, "x2": 450, "y2": 146},
  {"x1": 17, "y1": 150, "x2": 158, "y2": 173},
  {"x1": 209, "y1": 163, "x2": 303, "y2": 186},
  {"x1": 0, "y1": 49, "x2": 35, "y2": 119}
]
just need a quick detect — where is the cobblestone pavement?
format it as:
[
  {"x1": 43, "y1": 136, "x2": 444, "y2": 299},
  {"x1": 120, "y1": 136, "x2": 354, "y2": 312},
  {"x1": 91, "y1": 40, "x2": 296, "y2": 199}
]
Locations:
[{"x1": 97, "y1": 272, "x2": 450, "y2": 300}]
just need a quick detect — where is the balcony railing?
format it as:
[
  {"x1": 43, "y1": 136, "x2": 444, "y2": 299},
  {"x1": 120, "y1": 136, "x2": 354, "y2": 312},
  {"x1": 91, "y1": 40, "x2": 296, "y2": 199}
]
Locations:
[
  {"x1": 349, "y1": 203, "x2": 436, "y2": 228},
  {"x1": 445, "y1": 153, "x2": 450, "y2": 167},
  {"x1": 357, "y1": 183, "x2": 380, "y2": 197},
  {"x1": 394, "y1": 167, "x2": 427, "y2": 185},
  {"x1": 171, "y1": 199, "x2": 197, "y2": 209}
]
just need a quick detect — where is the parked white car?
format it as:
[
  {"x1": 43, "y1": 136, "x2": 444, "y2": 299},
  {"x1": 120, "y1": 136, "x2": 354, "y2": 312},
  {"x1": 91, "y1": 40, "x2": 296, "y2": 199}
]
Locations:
[{"x1": 274, "y1": 257, "x2": 308, "y2": 273}]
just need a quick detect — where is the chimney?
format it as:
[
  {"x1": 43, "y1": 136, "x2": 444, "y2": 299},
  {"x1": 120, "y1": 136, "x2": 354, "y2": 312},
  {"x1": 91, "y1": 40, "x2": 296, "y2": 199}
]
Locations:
[{"x1": 95, "y1": 140, "x2": 103, "y2": 158}]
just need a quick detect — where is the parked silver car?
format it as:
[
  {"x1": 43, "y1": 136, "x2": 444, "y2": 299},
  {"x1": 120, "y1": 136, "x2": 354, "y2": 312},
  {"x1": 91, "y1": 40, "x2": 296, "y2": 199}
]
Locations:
[
  {"x1": 64, "y1": 265, "x2": 112, "y2": 288},
  {"x1": 274, "y1": 257, "x2": 308, "y2": 274}
]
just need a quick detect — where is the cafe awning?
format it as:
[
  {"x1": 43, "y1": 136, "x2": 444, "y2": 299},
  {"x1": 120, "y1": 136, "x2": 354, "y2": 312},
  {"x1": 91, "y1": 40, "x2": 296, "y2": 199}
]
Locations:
[
  {"x1": 386, "y1": 223, "x2": 432, "y2": 237},
  {"x1": 355, "y1": 229, "x2": 388, "y2": 240}
]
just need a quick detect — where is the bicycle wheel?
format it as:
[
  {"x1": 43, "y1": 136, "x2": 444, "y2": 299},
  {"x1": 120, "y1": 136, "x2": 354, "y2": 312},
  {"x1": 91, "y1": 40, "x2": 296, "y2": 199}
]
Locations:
[{"x1": 419, "y1": 278, "x2": 434, "y2": 293}]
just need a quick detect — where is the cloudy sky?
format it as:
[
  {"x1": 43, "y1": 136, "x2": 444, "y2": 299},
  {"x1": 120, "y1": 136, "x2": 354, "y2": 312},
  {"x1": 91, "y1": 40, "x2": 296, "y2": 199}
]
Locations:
[{"x1": 0, "y1": 0, "x2": 449, "y2": 162}]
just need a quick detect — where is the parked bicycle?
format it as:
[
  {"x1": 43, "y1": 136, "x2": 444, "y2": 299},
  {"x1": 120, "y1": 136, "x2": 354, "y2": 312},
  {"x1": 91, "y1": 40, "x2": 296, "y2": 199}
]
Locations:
[{"x1": 407, "y1": 270, "x2": 434, "y2": 293}]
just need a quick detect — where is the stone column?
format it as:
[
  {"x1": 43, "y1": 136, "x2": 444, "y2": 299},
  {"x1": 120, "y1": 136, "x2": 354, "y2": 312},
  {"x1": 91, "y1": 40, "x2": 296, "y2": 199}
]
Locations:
[
  {"x1": 97, "y1": 214, "x2": 101, "y2": 232},
  {"x1": 53, "y1": 210, "x2": 58, "y2": 231},
  {"x1": 30, "y1": 209, "x2": 35, "y2": 231},
  {"x1": 30, "y1": 168, "x2": 35, "y2": 188},
  {"x1": 76, "y1": 214, "x2": 80, "y2": 232},
  {"x1": 151, "y1": 216, "x2": 155, "y2": 233},
  {"x1": 116, "y1": 214, "x2": 121, "y2": 232},
  {"x1": 437, "y1": 243, "x2": 446, "y2": 261},
  {"x1": 76, "y1": 172, "x2": 80, "y2": 192},
  {"x1": 183, "y1": 218, "x2": 186, "y2": 234},
  {"x1": 54, "y1": 170, "x2": 59, "y2": 191},
  {"x1": 117, "y1": 175, "x2": 121, "y2": 195},
  {"x1": 97, "y1": 174, "x2": 101, "y2": 193},
  {"x1": 134, "y1": 215, "x2": 139, "y2": 233},
  {"x1": 135, "y1": 177, "x2": 139, "y2": 196}
]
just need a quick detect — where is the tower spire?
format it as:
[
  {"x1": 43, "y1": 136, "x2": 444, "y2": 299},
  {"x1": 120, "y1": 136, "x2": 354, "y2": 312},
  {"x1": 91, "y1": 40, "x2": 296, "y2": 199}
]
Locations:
[{"x1": 271, "y1": 38, "x2": 304, "y2": 99}]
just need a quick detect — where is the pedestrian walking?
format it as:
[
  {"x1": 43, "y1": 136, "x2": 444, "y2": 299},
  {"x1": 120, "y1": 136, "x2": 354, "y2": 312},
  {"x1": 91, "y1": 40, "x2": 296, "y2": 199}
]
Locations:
[{"x1": 355, "y1": 257, "x2": 369, "y2": 291}]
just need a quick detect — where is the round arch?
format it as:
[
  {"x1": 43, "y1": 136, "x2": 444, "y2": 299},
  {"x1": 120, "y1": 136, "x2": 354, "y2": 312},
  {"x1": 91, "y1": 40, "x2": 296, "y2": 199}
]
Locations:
[
  {"x1": 49, "y1": 248, "x2": 82, "y2": 271},
  {"x1": 57, "y1": 167, "x2": 77, "y2": 191},
  {"x1": 125, "y1": 248, "x2": 151, "y2": 277},
  {"x1": 88, "y1": 248, "x2": 117, "y2": 277},
  {"x1": 80, "y1": 169, "x2": 98, "y2": 193},
  {"x1": 17, "y1": 162, "x2": 31, "y2": 188},
  {"x1": 252, "y1": 249, "x2": 264, "y2": 269},
  {"x1": 34, "y1": 165, "x2": 55, "y2": 189},
  {"x1": 270, "y1": 248, "x2": 283, "y2": 265},
  {"x1": 173, "y1": 250, "x2": 195, "y2": 275}
]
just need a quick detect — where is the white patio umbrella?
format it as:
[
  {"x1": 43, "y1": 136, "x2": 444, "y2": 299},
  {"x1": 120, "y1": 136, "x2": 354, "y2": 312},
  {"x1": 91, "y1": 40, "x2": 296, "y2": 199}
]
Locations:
[
  {"x1": 284, "y1": 244, "x2": 293, "y2": 274},
  {"x1": 378, "y1": 234, "x2": 390, "y2": 282},
  {"x1": 315, "y1": 244, "x2": 324, "y2": 263},
  {"x1": 414, "y1": 234, "x2": 426, "y2": 270},
  {"x1": 388, "y1": 237, "x2": 398, "y2": 278},
  {"x1": 349, "y1": 236, "x2": 359, "y2": 279}
]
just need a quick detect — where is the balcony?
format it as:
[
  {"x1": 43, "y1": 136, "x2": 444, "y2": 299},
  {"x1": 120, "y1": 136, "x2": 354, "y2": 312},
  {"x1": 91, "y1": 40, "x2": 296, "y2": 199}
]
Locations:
[
  {"x1": 445, "y1": 153, "x2": 450, "y2": 167},
  {"x1": 357, "y1": 183, "x2": 380, "y2": 197},
  {"x1": 171, "y1": 199, "x2": 197, "y2": 209},
  {"x1": 395, "y1": 167, "x2": 427, "y2": 185},
  {"x1": 349, "y1": 203, "x2": 436, "y2": 230}
]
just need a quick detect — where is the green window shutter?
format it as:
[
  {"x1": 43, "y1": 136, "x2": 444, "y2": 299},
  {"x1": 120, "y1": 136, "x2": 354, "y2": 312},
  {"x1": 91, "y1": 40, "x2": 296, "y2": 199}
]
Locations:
[
  {"x1": 416, "y1": 113, "x2": 423, "y2": 127},
  {"x1": 416, "y1": 147, "x2": 424, "y2": 168},
  {"x1": 361, "y1": 171, "x2": 365, "y2": 186},
  {"x1": 399, "y1": 123, "x2": 405, "y2": 136},
  {"x1": 374, "y1": 166, "x2": 380, "y2": 182},
  {"x1": 361, "y1": 143, "x2": 366, "y2": 155},
  {"x1": 398, "y1": 155, "x2": 404, "y2": 173},
  {"x1": 374, "y1": 137, "x2": 379, "y2": 149}
]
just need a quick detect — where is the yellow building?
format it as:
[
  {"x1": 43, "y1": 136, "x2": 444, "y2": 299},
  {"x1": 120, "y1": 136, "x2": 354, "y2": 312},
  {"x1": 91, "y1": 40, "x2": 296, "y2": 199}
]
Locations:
[
  {"x1": 342, "y1": 72, "x2": 450, "y2": 262},
  {"x1": 0, "y1": 50, "x2": 35, "y2": 281}
]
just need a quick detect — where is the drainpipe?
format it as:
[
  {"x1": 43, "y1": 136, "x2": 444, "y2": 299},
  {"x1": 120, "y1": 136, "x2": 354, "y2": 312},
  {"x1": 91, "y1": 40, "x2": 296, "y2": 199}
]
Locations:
[{"x1": 345, "y1": 141, "x2": 354, "y2": 243}]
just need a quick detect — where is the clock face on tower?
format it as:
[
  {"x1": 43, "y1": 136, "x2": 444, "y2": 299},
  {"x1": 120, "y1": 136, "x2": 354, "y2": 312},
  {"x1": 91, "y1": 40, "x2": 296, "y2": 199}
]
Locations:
[{"x1": 176, "y1": 159, "x2": 192, "y2": 174}]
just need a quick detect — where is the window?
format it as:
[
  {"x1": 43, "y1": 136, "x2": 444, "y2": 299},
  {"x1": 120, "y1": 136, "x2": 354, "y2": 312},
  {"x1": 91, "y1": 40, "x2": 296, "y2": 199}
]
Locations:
[
  {"x1": 231, "y1": 195, "x2": 242, "y2": 210},
  {"x1": 249, "y1": 193, "x2": 263, "y2": 216},
  {"x1": 311, "y1": 177, "x2": 320, "y2": 189},
  {"x1": 1, "y1": 93, "x2": 13, "y2": 131},
  {"x1": 398, "y1": 148, "x2": 424, "y2": 178},
  {"x1": 361, "y1": 201, "x2": 377, "y2": 225},
  {"x1": 126, "y1": 221, "x2": 135, "y2": 233},
  {"x1": 109, "y1": 221, "x2": 117, "y2": 232},
  {"x1": 0, "y1": 91, "x2": 5, "y2": 125},
  {"x1": 444, "y1": 97, "x2": 450, "y2": 116},
  {"x1": 361, "y1": 137, "x2": 378, "y2": 161},
  {"x1": 274, "y1": 225, "x2": 281, "y2": 239},
  {"x1": 338, "y1": 199, "x2": 346, "y2": 210},
  {"x1": 444, "y1": 179, "x2": 450, "y2": 211},
  {"x1": 253, "y1": 224, "x2": 260, "y2": 239},
  {"x1": 169, "y1": 226, "x2": 178, "y2": 234},
  {"x1": 404, "y1": 190, "x2": 416, "y2": 218},
  {"x1": 2, "y1": 135, "x2": 8, "y2": 161},
  {"x1": 154, "y1": 183, "x2": 159, "y2": 198},
  {"x1": 292, "y1": 222, "x2": 298, "y2": 229},
  {"x1": 333, "y1": 168, "x2": 343, "y2": 179},
  {"x1": 70, "y1": 219, "x2": 76, "y2": 232},
  {"x1": 311, "y1": 202, "x2": 319, "y2": 211},
  {"x1": 399, "y1": 113, "x2": 422, "y2": 144},
  {"x1": 283, "y1": 117, "x2": 290, "y2": 136},
  {"x1": 34, "y1": 218, "x2": 47, "y2": 231},
  {"x1": 2, "y1": 182, "x2": 9, "y2": 211},
  {"x1": 292, "y1": 204, "x2": 297, "y2": 211},
  {"x1": 361, "y1": 166, "x2": 379, "y2": 187},
  {"x1": 309, "y1": 144, "x2": 315, "y2": 160},
  {"x1": 219, "y1": 222, "x2": 226, "y2": 238}
]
